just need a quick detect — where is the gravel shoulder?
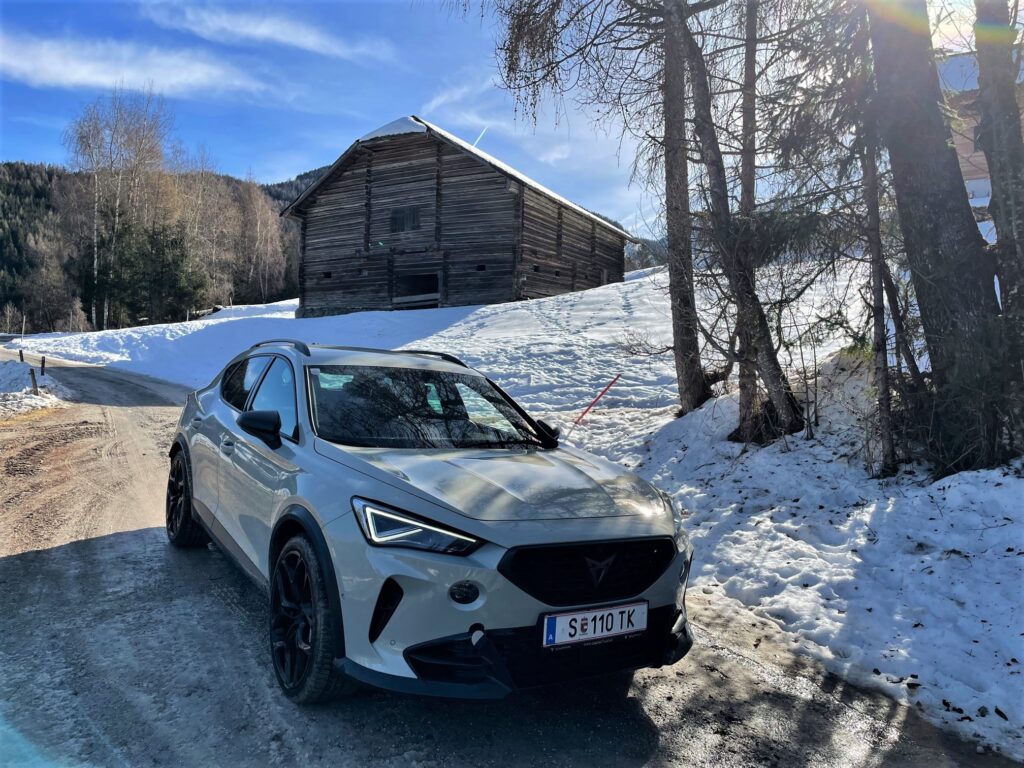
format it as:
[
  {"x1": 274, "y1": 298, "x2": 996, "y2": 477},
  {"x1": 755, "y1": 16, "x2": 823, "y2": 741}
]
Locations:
[{"x1": 0, "y1": 350, "x2": 1016, "y2": 767}]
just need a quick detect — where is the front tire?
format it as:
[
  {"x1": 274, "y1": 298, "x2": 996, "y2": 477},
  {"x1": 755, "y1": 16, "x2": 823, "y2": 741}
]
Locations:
[
  {"x1": 165, "y1": 452, "x2": 207, "y2": 548},
  {"x1": 270, "y1": 535, "x2": 356, "y2": 704}
]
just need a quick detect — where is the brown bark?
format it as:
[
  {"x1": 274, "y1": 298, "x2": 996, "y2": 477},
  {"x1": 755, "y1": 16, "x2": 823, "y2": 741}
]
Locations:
[
  {"x1": 867, "y1": 0, "x2": 1005, "y2": 469},
  {"x1": 974, "y1": 0, "x2": 1024, "y2": 439},
  {"x1": 679, "y1": 19, "x2": 803, "y2": 436},
  {"x1": 880, "y1": 261, "x2": 927, "y2": 393},
  {"x1": 735, "y1": 0, "x2": 759, "y2": 442},
  {"x1": 862, "y1": 137, "x2": 897, "y2": 474},
  {"x1": 665, "y1": 0, "x2": 713, "y2": 414}
]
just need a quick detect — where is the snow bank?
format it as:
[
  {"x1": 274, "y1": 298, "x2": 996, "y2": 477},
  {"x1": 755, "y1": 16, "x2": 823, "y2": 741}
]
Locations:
[
  {"x1": 582, "y1": 353, "x2": 1023, "y2": 759},
  {"x1": 5, "y1": 268, "x2": 1021, "y2": 756},
  {"x1": 0, "y1": 360, "x2": 71, "y2": 418}
]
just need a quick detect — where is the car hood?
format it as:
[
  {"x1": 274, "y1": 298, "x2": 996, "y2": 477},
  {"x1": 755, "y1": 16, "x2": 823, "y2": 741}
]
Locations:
[{"x1": 314, "y1": 441, "x2": 667, "y2": 523}]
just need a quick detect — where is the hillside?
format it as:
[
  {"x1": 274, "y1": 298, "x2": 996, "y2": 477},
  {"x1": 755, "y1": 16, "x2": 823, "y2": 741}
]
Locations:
[
  {"x1": 8, "y1": 268, "x2": 1022, "y2": 759},
  {"x1": 0, "y1": 161, "x2": 309, "y2": 332},
  {"x1": 262, "y1": 165, "x2": 330, "y2": 208}
]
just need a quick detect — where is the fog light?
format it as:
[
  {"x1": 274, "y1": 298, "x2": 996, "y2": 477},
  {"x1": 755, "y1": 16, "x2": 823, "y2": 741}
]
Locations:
[{"x1": 449, "y1": 581, "x2": 479, "y2": 604}]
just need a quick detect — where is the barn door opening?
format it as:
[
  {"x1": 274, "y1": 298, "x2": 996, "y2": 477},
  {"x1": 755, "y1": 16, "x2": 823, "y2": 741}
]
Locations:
[{"x1": 392, "y1": 271, "x2": 440, "y2": 309}]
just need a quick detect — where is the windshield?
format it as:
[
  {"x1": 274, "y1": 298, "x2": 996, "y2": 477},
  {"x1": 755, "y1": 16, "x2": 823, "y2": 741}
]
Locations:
[{"x1": 307, "y1": 365, "x2": 543, "y2": 449}]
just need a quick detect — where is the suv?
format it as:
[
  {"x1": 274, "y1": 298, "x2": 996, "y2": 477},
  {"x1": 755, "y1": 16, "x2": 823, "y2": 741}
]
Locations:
[{"x1": 167, "y1": 339, "x2": 694, "y2": 701}]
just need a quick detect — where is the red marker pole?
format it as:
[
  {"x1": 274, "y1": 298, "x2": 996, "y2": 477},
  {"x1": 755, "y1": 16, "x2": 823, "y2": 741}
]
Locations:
[{"x1": 574, "y1": 373, "x2": 622, "y2": 426}]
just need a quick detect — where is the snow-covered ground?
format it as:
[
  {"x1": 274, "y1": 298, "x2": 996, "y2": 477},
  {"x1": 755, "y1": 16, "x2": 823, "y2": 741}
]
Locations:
[
  {"x1": 5, "y1": 269, "x2": 1022, "y2": 758},
  {"x1": 0, "y1": 360, "x2": 71, "y2": 418}
]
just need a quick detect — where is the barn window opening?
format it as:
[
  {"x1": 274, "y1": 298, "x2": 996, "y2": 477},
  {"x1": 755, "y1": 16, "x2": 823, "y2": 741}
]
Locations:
[
  {"x1": 532, "y1": 265, "x2": 540, "y2": 273},
  {"x1": 322, "y1": 271, "x2": 332, "y2": 279},
  {"x1": 393, "y1": 272, "x2": 440, "y2": 309},
  {"x1": 476, "y1": 264, "x2": 486, "y2": 271},
  {"x1": 555, "y1": 270, "x2": 561, "y2": 277},
  {"x1": 359, "y1": 268, "x2": 368, "y2": 276},
  {"x1": 390, "y1": 206, "x2": 421, "y2": 233}
]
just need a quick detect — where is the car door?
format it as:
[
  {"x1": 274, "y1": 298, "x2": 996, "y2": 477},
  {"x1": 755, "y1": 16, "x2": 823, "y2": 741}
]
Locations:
[
  {"x1": 194, "y1": 355, "x2": 272, "y2": 526},
  {"x1": 217, "y1": 356, "x2": 302, "y2": 579},
  {"x1": 187, "y1": 357, "x2": 266, "y2": 521}
]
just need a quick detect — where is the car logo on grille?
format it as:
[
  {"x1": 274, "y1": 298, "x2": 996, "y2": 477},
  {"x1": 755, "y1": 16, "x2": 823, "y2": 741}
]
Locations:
[{"x1": 585, "y1": 554, "x2": 617, "y2": 587}]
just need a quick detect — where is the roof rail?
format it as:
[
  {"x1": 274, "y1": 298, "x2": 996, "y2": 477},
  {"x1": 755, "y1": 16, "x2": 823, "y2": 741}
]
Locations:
[
  {"x1": 249, "y1": 338, "x2": 311, "y2": 356},
  {"x1": 400, "y1": 349, "x2": 470, "y2": 368},
  {"x1": 308, "y1": 344, "x2": 469, "y2": 368}
]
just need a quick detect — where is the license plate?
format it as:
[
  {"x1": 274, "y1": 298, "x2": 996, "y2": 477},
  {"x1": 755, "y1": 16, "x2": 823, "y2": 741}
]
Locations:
[{"x1": 541, "y1": 602, "x2": 648, "y2": 647}]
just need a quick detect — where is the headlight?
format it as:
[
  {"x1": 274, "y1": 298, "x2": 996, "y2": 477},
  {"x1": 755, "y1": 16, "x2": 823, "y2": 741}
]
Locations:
[
  {"x1": 352, "y1": 499, "x2": 481, "y2": 555},
  {"x1": 657, "y1": 489, "x2": 684, "y2": 535},
  {"x1": 658, "y1": 489, "x2": 692, "y2": 555}
]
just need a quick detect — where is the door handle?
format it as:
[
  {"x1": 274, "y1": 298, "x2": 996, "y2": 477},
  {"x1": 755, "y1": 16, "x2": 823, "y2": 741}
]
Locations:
[
  {"x1": 220, "y1": 439, "x2": 235, "y2": 455},
  {"x1": 191, "y1": 416, "x2": 204, "y2": 427}
]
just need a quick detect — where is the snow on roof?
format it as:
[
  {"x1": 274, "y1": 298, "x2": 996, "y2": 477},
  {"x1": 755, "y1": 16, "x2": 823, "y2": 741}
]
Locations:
[
  {"x1": 938, "y1": 51, "x2": 1024, "y2": 93},
  {"x1": 358, "y1": 116, "x2": 427, "y2": 141},
  {"x1": 284, "y1": 115, "x2": 631, "y2": 239}
]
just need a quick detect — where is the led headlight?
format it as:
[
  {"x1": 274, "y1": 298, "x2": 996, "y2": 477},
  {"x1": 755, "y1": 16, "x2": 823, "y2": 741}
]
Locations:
[{"x1": 352, "y1": 499, "x2": 481, "y2": 555}]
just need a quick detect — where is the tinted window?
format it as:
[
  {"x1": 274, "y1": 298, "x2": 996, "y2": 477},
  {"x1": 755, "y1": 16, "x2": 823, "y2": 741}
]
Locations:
[
  {"x1": 249, "y1": 358, "x2": 298, "y2": 440},
  {"x1": 307, "y1": 365, "x2": 541, "y2": 449},
  {"x1": 221, "y1": 356, "x2": 271, "y2": 410}
]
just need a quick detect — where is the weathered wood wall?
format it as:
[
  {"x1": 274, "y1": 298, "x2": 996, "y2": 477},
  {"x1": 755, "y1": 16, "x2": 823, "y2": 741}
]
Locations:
[
  {"x1": 295, "y1": 132, "x2": 624, "y2": 316},
  {"x1": 516, "y1": 188, "x2": 625, "y2": 299}
]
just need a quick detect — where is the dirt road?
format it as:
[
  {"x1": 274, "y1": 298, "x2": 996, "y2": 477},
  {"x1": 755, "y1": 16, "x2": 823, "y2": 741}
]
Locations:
[{"x1": 0, "y1": 352, "x2": 1015, "y2": 767}]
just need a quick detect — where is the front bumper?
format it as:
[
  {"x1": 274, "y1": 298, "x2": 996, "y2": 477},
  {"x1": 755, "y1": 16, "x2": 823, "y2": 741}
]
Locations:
[
  {"x1": 323, "y1": 513, "x2": 694, "y2": 699},
  {"x1": 335, "y1": 609, "x2": 694, "y2": 699}
]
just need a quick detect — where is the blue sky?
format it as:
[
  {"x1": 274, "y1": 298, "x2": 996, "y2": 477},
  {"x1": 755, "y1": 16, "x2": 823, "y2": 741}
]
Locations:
[{"x1": 0, "y1": 0, "x2": 650, "y2": 232}]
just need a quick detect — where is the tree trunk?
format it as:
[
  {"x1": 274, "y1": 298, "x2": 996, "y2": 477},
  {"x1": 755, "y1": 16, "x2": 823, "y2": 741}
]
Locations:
[
  {"x1": 680, "y1": 19, "x2": 804, "y2": 436},
  {"x1": 867, "y1": 0, "x2": 1005, "y2": 469},
  {"x1": 974, "y1": 0, "x2": 1024, "y2": 441},
  {"x1": 880, "y1": 261, "x2": 927, "y2": 392},
  {"x1": 90, "y1": 171, "x2": 99, "y2": 329},
  {"x1": 735, "y1": 0, "x2": 759, "y2": 442},
  {"x1": 665, "y1": 0, "x2": 712, "y2": 414},
  {"x1": 862, "y1": 137, "x2": 897, "y2": 475}
]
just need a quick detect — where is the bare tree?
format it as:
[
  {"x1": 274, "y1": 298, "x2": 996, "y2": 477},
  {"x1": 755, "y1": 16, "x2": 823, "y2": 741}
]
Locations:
[
  {"x1": 455, "y1": 0, "x2": 717, "y2": 415},
  {"x1": 236, "y1": 177, "x2": 285, "y2": 304},
  {"x1": 678, "y1": 12, "x2": 805, "y2": 436},
  {"x1": 63, "y1": 86, "x2": 171, "y2": 328},
  {"x1": 666, "y1": 0, "x2": 714, "y2": 412}
]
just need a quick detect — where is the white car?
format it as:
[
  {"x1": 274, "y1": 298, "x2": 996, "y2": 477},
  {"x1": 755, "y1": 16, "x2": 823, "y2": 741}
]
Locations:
[{"x1": 166, "y1": 339, "x2": 694, "y2": 701}]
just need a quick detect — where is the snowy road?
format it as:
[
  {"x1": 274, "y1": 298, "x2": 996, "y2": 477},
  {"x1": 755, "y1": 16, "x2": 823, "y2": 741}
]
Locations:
[{"x1": 0, "y1": 352, "x2": 1015, "y2": 768}]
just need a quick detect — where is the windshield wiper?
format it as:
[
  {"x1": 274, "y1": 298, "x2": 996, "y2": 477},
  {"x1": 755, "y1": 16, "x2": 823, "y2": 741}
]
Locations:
[{"x1": 458, "y1": 438, "x2": 542, "y2": 449}]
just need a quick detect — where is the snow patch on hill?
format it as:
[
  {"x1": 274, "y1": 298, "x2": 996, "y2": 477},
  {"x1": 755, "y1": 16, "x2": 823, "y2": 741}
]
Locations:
[
  {"x1": 0, "y1": 360, "x2": 71, "y2": 418},
  {"x1": 5, "y1": 268, "x2": 1022, "y2": 757}
]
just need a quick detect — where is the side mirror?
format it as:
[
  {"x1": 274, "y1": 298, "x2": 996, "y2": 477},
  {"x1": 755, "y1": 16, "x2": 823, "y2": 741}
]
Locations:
[
  {"x1": 536, "y1": 419, "x2": 561, "y2": 443},
  {"x1": 238, "y1": 409, "x2": 282, "y2": 449}
]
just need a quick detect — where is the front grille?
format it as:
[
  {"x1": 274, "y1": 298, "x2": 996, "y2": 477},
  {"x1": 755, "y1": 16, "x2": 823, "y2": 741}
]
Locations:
[
  {"x1": 404, "y1": 606, "x2": 679, "y2": 689},
  {"x1": 497, "y1": 537, "x2": 675, "y2": 607}
]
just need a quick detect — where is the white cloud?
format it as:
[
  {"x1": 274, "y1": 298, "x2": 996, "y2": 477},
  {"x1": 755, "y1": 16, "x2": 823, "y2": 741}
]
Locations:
[
  {"x1": 420, "y1": 77, "x2": 495, "y2": 114},
  {"x1": 537, "y1": 143, "x2": 571, "y2": 165},
  {"x1": 142, "y1": 4, "x2": 396, "y2": 63},
  {"x1": 416, "y1": 65, "x2": 659, "y2": 235},
  {"x1": 0, "y1": 31, "x2": 266, "y2": 96}
]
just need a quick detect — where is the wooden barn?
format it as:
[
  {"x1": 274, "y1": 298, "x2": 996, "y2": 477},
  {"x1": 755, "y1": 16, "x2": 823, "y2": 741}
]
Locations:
[{"x1": 281, "y1": 116, "x2": 630, "y2": 317}]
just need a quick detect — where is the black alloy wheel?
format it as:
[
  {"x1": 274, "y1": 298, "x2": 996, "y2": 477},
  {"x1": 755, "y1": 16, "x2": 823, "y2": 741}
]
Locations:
[
  {"x1": 271, "y1": 548, "x2": 315, "y2": 690},
  {"x1": 165, "y1": 453, "x2": 206, "y2": 547},
  {"x1": 269, "y1": 535, "x2": 357, "y2": 703}
]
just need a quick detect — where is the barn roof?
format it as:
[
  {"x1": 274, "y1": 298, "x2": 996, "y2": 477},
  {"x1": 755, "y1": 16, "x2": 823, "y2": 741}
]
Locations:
[{"x1": 281, "y1": 115, "x2": 632, "y2": 239}]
